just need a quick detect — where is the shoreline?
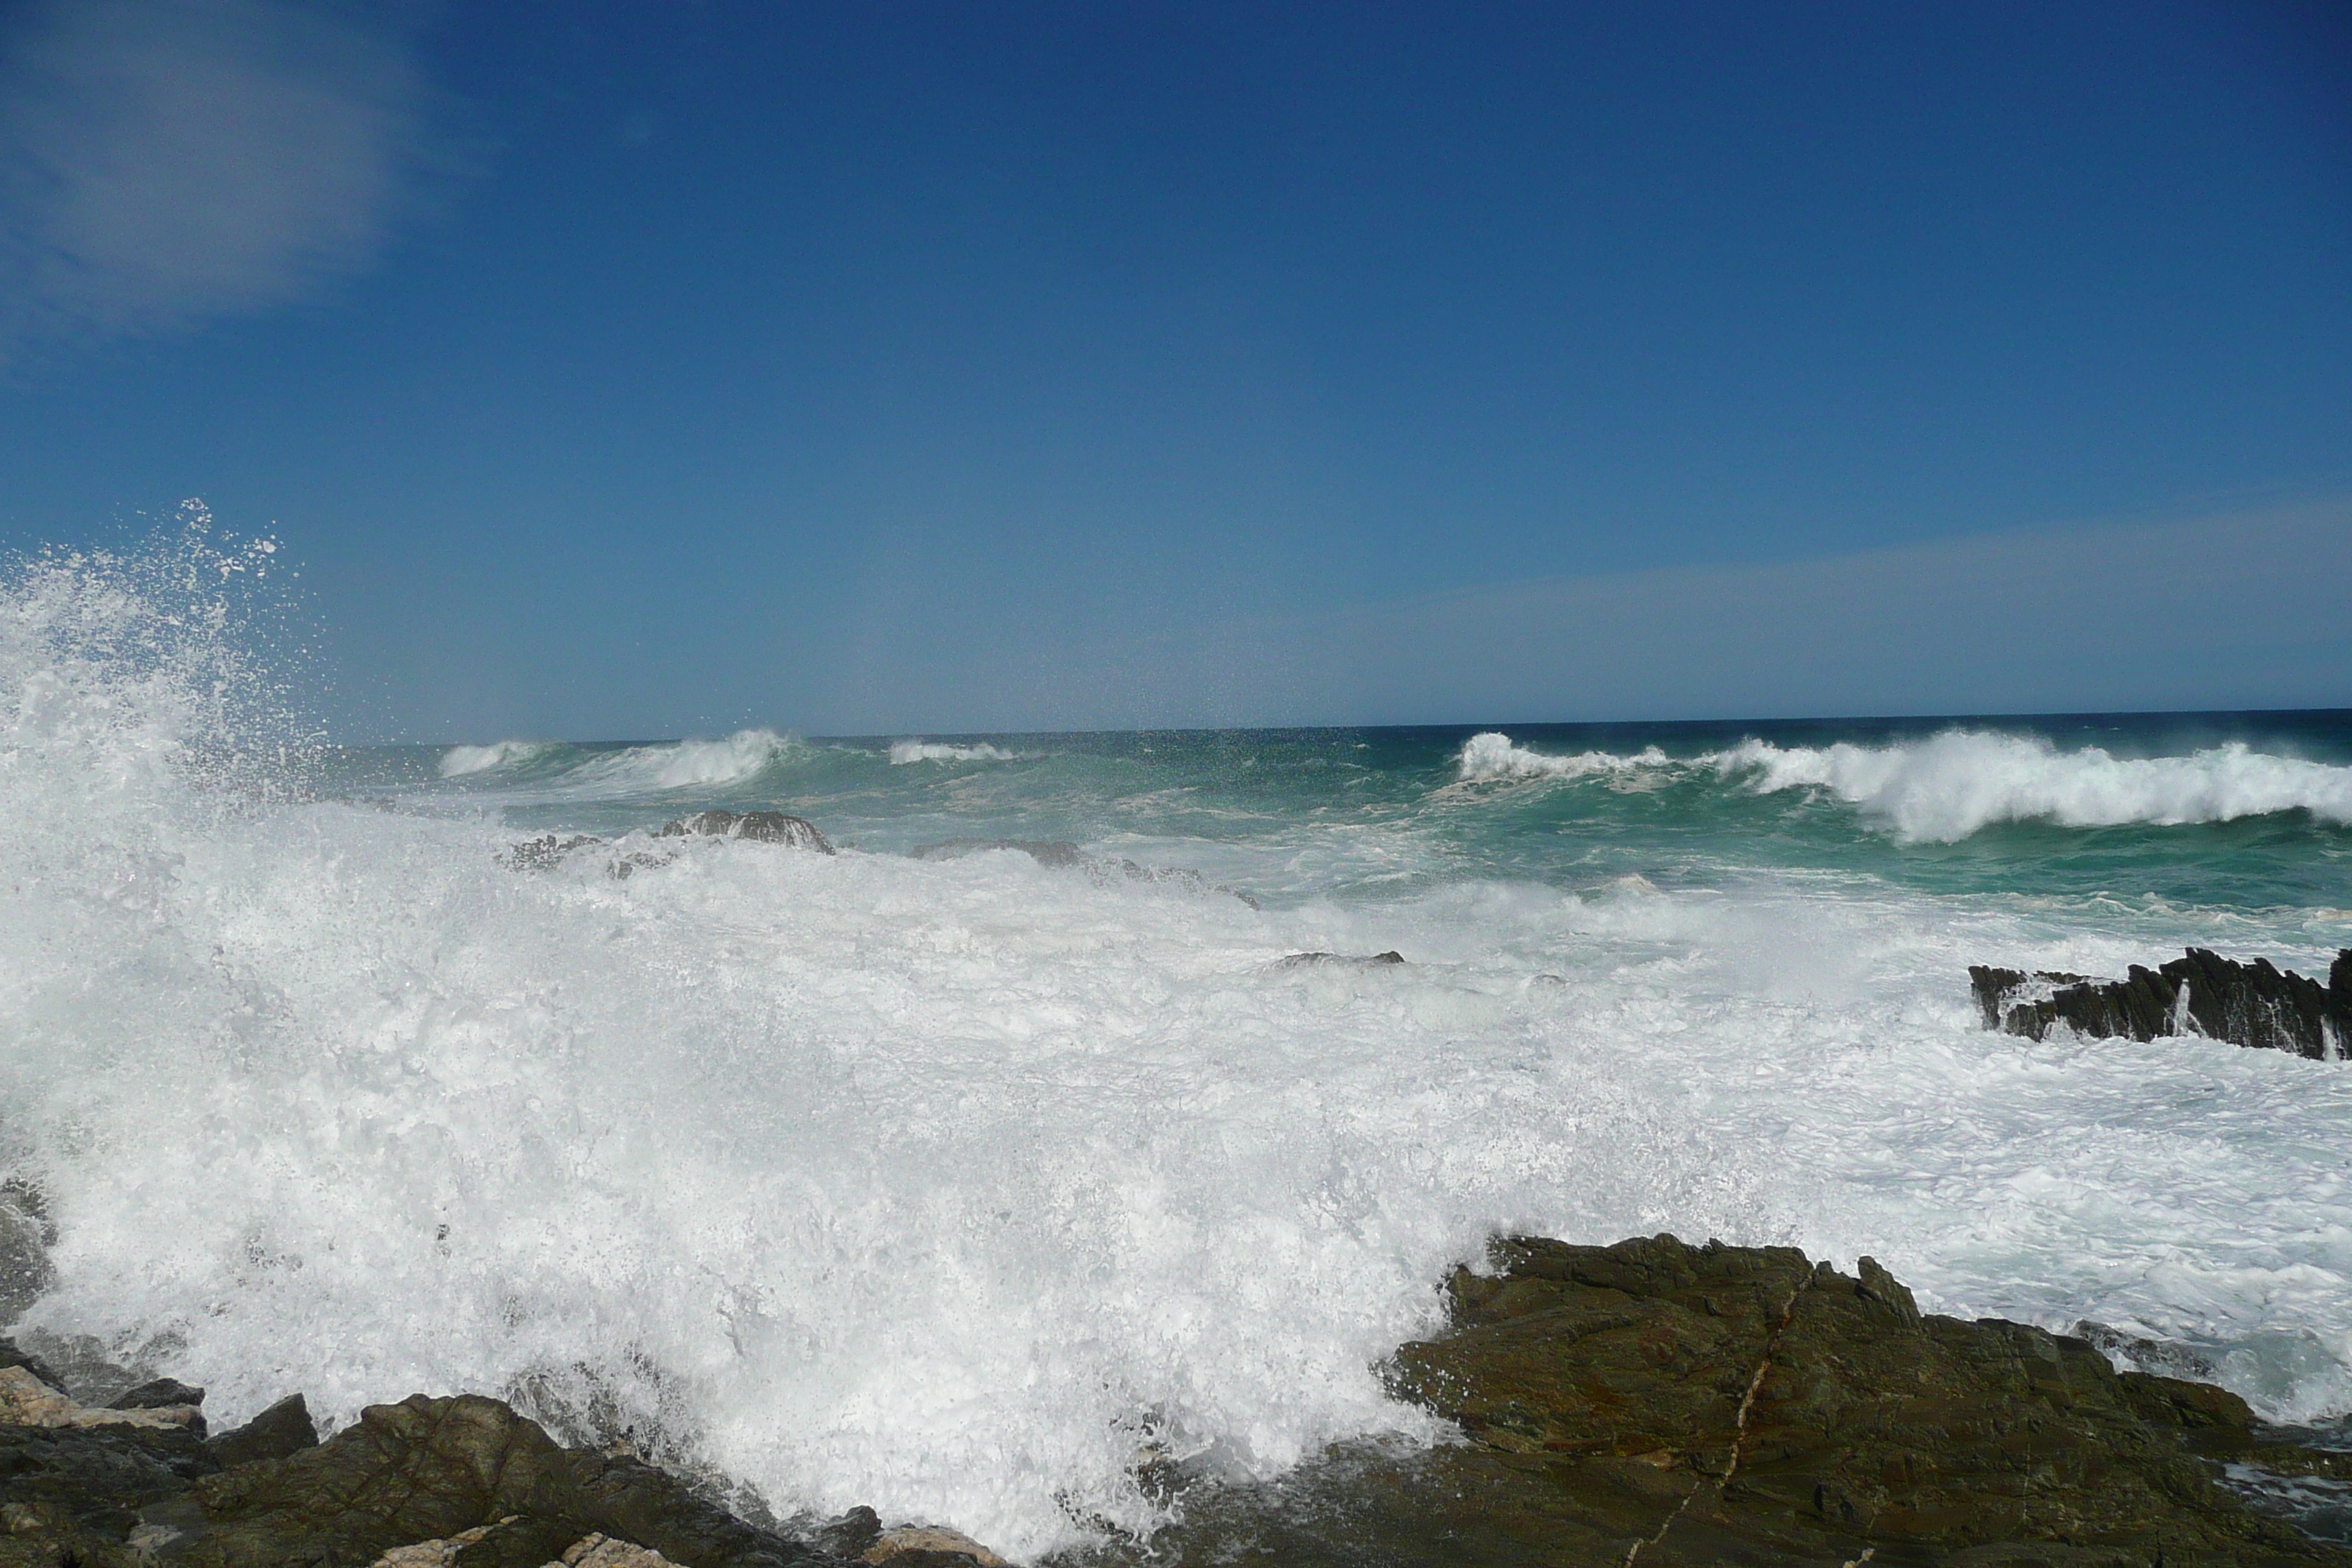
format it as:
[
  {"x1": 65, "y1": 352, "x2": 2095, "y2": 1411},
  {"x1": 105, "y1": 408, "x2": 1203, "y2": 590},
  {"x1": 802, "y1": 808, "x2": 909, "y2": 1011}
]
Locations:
[{"x1": 5, "y1": 1235, "x2": 2348, "y2": 1567}]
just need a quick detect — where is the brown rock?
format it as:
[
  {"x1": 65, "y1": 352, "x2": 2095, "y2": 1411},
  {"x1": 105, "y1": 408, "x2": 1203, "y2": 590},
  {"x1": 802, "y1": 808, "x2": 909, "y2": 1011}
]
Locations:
[{"x1": 1100, "y1": 1235, "x2": 2351, "y2": 1567}]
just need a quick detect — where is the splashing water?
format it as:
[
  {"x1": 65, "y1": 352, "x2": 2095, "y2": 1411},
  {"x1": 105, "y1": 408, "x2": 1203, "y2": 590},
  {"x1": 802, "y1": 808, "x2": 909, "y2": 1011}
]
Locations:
[{"x1": 4, "y1": 547, "x2": 2351, "y2": 1557}]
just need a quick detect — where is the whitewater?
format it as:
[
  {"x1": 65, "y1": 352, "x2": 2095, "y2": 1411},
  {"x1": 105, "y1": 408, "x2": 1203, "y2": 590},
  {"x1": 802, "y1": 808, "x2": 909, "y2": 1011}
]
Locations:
[{"x1": 5, "y1": 539, "x2": 2352, "y2": 1558}]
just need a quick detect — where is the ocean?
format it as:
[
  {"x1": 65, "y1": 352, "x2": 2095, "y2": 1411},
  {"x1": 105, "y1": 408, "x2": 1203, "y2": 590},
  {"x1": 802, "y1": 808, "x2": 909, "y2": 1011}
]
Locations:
[{"x1": 4, "y1": 542, "x2": 2351, "y2": 1557}]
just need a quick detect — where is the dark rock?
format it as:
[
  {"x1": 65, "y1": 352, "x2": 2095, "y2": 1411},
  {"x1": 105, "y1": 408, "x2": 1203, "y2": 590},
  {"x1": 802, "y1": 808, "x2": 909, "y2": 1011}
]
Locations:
[
  {"x1": 106, "y1": 1379, "x2": 206, "y2": 1440},
  {"x1": 0, "y1": 1418, "x2": 219, "y2": 1558},
  {"x1": 203, "y1": 1393, "x2": 315, "y2": 1469},
  {"x1": 186, "y1": 1392, "x2": 823, "y2": 1567},
  {"x1": 815, "y1": 1504, "x2": 882, "y2": 1558},
  {"x1": 111, "y1": 1378, "x2": 204, "y2": 1412},
  {"x1": 503, "y1": 833, "x2": 606, "y2": 870},
  {"x1": 0, "y1": 1335, "x2": 61, "y2": 1393},
  {"x1": 1972, "y1": 948, "x2": 2352, "y2": 1059},
  {"x1": 1276, "y1": 950, "x2": 1406, "y2": 968},
  {"x1": 911, "y1": 838, "x2": 1083, "y2": 867},
  {"x1": 1091, "y1": 1235, "x2": 2351, "y2": 1566},
  {"x1": 658, "y1": 810, "x2": 834, "y2": 853}
]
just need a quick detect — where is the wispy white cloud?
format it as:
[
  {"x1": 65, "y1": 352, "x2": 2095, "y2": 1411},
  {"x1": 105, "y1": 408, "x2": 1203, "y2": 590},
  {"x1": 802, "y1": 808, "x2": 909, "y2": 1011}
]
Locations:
[{"x1": 0, "y1": 0, "x2": 437, "y2": 355}]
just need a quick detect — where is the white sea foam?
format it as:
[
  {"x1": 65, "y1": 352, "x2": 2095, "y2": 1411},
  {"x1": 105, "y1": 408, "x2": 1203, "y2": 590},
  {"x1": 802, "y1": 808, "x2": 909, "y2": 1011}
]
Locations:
[
  {"x1": 438, "y1": 739, "x2": 551, "y2": 777},
  {"x1": 1455, "y1": 731, "x2": 1670, "y2": 780},
  {"x1": 889, "y1": 740, "x2": 1026, "y2": 764},
  {"x1": 1714, "y1": 731, "x2": 2352, "y2": 842},
  {"x1": 4, "y1": 555, "x2": 2351, "y2": 1556}
]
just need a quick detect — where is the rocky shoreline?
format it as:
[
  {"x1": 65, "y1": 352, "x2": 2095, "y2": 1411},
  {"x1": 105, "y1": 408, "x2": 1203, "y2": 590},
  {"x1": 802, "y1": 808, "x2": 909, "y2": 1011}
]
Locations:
[{"x1": 5, "y1": 1236, "x2": 2348, "y2": 1567}]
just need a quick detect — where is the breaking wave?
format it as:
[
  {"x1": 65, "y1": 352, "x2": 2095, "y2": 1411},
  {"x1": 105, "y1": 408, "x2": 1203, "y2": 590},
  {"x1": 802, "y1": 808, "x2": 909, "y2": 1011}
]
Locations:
[
  {"x1": 1716, "y1": 732, "x2": 2352, "y2": 843},
  {"x1": 1455, "y1": 731, "x2": 2352, "y2": 843},
  {"x1": 438, "y1": 739, "x2": 553, "y2": 777},
  {"x1": 1455, "y1": 731, "x2": 1669, "y2": 781},
  {"x1": 889, "y1": 740, "x2": 1027, "y2": 764},
  {"x1": 560, "y1": 728, "x2": 799, "y2": 793}
]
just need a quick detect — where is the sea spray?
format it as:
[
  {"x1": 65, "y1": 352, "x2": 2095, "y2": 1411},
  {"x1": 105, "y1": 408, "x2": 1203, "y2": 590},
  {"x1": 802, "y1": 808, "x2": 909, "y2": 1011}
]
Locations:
[{"x1": 4, "y1": 549, "x2": 2352, "y2": 1555}]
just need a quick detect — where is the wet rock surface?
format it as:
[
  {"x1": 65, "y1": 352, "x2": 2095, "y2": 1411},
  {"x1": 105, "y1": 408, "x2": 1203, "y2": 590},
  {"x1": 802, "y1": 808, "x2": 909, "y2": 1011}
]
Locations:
[
  {"x1": 1970, "y1": 947, "x2": 2352, "y2": 1058},
  {"x1": 1066, "y1": 1235, "x2": 2352, "y2": 1567},
  {"x1": 203, "y1": 1392, "x2": 315, "y2": 1468}
]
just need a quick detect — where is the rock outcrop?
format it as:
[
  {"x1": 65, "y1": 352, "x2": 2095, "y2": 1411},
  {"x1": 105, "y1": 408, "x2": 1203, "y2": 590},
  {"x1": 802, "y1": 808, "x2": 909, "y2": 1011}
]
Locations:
[
  {"x1": 657, "y1": 811, "x2": 833, "y2": 853},
  {"x1": 6, "y1": 1243, "x2": 2346, "y2": 1567},
  {"x1": 1971, "y1": 947, "x2": 2352, "y2": 1058},
  {"x1": 1275, "y1": 950, "x2": 1406, "y2": 968},
  {"x1": 0, "y1": 1384, "x2": 840, "y2": 1568},
  {"x1": 1098, "y1": 1235, "x2": 2351, "y2": 1566}
]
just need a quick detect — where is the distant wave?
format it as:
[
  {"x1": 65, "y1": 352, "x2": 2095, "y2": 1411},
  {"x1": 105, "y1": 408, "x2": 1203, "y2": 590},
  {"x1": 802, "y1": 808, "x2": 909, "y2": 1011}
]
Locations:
[
  {"x1": 890, "y1": 740, "x2": 1027, "y2": 764},
  {"x1": 1456, "y1": 732, "x2": 1669, "y2": 780},
  {"x1": 1455, "y1": 729, "x2": 2352, "y2": 842},
  {"x1": 1715, "y1": 732, "x2": 2352, "y2": 842},
  {"x1": 437, "y1": 739, "x2": 552, "y2": 777},
  {"x1": 565, "y1": 728, "x2": 800, "y2": 792}
]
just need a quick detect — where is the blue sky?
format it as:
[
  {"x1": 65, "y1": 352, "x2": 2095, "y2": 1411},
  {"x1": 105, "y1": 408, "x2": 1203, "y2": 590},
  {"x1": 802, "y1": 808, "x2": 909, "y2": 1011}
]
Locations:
[{"x1": 2, "y1": 1, "x2": 2348, "y2": 739}]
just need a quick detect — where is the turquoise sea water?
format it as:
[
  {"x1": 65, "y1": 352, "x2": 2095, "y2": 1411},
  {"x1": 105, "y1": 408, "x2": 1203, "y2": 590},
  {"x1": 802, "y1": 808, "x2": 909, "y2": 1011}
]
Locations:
[{"x1": 357, "y1": 710, "x2": 2352, "y2": 916}]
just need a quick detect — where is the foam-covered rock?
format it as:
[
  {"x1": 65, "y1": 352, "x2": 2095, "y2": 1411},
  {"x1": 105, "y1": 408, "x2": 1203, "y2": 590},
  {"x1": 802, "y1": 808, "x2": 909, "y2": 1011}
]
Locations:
[{"x1": 657, "y1": 810, "x2": 833, "y2": 853}]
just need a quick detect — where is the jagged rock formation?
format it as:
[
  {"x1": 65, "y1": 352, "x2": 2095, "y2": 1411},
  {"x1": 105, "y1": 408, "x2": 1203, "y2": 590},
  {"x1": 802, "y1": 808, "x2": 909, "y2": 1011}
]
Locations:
[
  {"x1": 1970, "y1": 947, "x2": 2352, "y2": 1059},
  {"x1": 1091, "y1": 1235, "x2": 2351, "y2": 1566},
  {"x1": 657, "y1": 811, "x2": 834, "y2": 853},
  {"x1": 1275, "y1": 950, "x2": 1406, "y2": 968}
]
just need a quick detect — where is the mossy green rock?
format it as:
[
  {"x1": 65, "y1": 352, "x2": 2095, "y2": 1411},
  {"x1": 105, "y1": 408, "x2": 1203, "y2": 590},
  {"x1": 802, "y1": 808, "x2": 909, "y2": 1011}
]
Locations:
[{"x1": 1071, "y1": 1235, "x2": 2348, "y2": 1567}]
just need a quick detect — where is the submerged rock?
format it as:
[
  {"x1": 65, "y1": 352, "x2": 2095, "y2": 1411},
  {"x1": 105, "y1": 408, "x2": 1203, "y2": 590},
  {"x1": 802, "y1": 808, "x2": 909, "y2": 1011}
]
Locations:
[
  {"x1": 1971, "y1": 946, "x2": 2352, "y2": 1058},
  {"x1": 658, "y1": 810, "x2": 834, "y2": 853},
  {"x1": 910, "y1": 839, "x2": 1262, "y2": 908},
  {"x1": 1275, "y1": 950, "x2": 1406, "y2": 968},
  {"x1": 1088, "y1": 1235, "x2": 2349, "y2": 1566},
  {"x1": 503, "y1": 834, "x2": 607, "y2": 870},
  {"x1": 911, "y1": 838, "x2": 1083, "y2": 867}
]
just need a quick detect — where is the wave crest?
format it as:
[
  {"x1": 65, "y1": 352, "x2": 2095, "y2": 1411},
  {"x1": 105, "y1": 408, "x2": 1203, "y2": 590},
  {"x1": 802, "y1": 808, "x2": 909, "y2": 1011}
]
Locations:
[
  {"x1": 438, "y1": 739, "x2": 551, "y2": 777},
  {"x1": 1715, "y1": 732, "x2": 2352, "y2": 842},
  {"x1": 890, "y1": 740, "x2": 1026, "y2": 764},
  {"x1": 1456, "y1": 732, "x2": 1670, "y2": 782},
  {"x1": 564, "y1": 728, "x2": 800, "y2": 792}
]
